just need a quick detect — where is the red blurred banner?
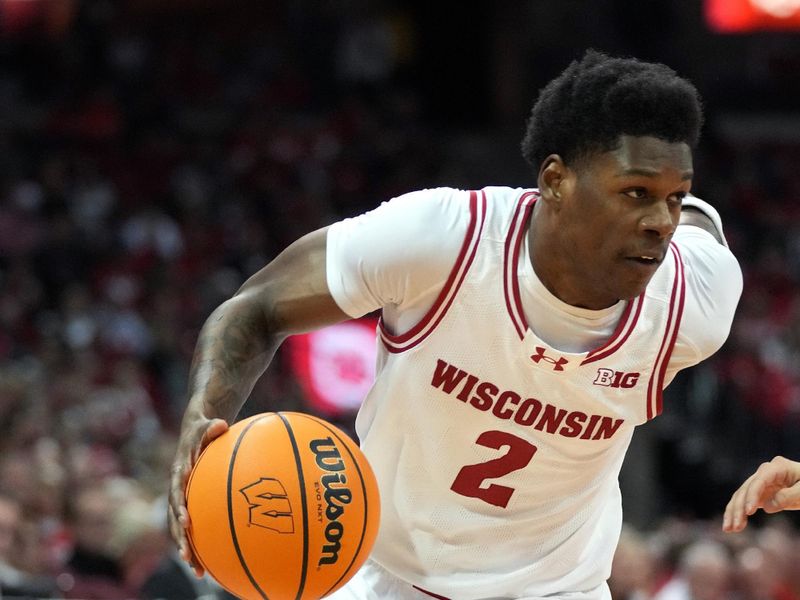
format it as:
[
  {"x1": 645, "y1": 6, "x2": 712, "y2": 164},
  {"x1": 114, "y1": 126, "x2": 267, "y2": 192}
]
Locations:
[
  {"x1": 706, "y1": 0, "x2": 800, "y2": 32},
  {"x1": 0, "y1": 0, "x2": 75, "y2": 37},
  {"x1": 285, "y1": 319, "x2": 378, "y2": 418}
]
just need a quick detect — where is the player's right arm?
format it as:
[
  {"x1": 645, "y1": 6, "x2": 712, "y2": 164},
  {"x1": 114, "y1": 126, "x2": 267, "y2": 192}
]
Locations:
[
  {"x1": 169, "y1": 226, "x2": 351, "y2": 575},
  {"x1": 723, "y1": 456, "x2": 800, "y2": 532},
  {"x1": 169, "y1": 187, "x2": 467, "y2": 574}
]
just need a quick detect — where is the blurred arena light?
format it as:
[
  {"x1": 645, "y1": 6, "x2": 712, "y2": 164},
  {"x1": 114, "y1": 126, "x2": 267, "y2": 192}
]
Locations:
[
  {"x1": 706, "y1": 0, "x2": 800, "y2": 31},
  {"x1": 285, "y1": 319, "x2": 378, "y2": 418}
]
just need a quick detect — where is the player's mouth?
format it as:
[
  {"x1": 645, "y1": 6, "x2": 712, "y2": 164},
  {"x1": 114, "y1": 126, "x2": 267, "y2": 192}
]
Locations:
[
  {"x1": 624, "y1": 253, "x2": 664, "y2": 274},
  {"x1": 629, "y1": 255, "x2": 660, "y2": 264}
]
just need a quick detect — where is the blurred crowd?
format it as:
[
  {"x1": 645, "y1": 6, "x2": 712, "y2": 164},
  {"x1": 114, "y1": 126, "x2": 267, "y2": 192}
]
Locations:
[
  {"x1": 609, "y1": 517, "x2": 800, "y2": 600},
  {"x1": 2, "y1": 1, "x2": 800, "y2": 599}
]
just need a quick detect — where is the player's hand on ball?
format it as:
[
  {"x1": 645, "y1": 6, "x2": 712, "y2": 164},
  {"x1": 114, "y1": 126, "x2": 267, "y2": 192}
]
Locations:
[
  {"x1": 723, "y1": 455, "x2": 800, "y2": 533},
  {"x1": 169, "y1": 414, "x2": 229, "y2": 576},
  {"x1": 183, "y1": 412, "x2": 380, "y2": 599}
]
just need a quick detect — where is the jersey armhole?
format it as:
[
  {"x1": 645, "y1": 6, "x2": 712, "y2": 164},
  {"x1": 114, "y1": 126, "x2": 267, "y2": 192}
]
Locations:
[{"x1": 378, "y1": 190, "x2": 487, "y2": 353}]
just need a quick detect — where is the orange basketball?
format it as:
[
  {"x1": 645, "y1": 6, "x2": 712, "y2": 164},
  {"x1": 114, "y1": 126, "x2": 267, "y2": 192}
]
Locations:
[{"x1": 185, "y1": 412, "x2": 380, "y2": 600}]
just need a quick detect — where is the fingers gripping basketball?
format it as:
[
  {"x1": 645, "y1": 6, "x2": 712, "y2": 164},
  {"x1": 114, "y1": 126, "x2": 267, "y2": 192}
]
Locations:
[{"x1": 185, "y1": 412, "x2": 380, "y2": 600}]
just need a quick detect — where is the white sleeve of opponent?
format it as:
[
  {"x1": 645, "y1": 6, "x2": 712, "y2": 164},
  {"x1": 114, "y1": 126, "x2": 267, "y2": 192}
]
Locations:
[
  {"x1": 668, "y1": 212, "x2": 743, "y2": 373},
  {"x1": 326, "y1": 188, "x2": 471, "y2": 322}
]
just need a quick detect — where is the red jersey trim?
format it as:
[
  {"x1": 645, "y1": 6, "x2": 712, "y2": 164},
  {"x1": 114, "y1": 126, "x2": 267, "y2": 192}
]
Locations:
[
  {"x1": 580, "y1": 294, "x2": 644, "y2": 366},
  {"x1": 413, "y1": 586, "x2": 452, "y2": 600},
  {"x1": 503, "y1": 191, "x2": 538, "y2": 339},
  {"x1": 646, "y1": 242, "x2": 686, "y2": 419},
  {"x1": 503, "y1": 190, "x2": 644, "y2": 364},
  {"x1": 411, "y1": 585, "x2": 450, "y2": 600},
  {"x1": 379, "y1": 190, "x2": 487, "y2": 353}
]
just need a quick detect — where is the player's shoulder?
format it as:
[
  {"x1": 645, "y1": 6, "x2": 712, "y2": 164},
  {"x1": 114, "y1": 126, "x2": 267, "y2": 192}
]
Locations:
[
  {"x1": 353, "y1": 188, "x2": 469, "y2": 239},
  {"x1": 673, "y1": 220, "x2": 741, "y2": 280},
  {"x1": 674, "y1": 195, "x2": 739, "y2": 271},
  {"x1": 480, "y1": 186, "x2": 535, "y2": 207},
  {"x1": 671, "y1": 231, "x2": 742, "y2": 362},
  {"x1": 394, "y1": 186, "x2": 531, "y2": 208},
  {"x1": 359, "y1": 186, "x2": 535, "y2": 240}
]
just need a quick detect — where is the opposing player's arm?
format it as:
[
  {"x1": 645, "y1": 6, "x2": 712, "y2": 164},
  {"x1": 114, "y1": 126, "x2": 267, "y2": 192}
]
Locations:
[
  {"x1": 723, "y1": 456, "x2": 800, "y2": 532},
  {"x1": 170, "y1": 226, "x2": 349, "y2": 574}
]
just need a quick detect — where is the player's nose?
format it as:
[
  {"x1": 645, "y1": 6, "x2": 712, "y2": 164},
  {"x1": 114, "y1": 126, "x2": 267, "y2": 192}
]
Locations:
[{"x1": 639, "y1": 201, "x2": 676, "y2": 239}]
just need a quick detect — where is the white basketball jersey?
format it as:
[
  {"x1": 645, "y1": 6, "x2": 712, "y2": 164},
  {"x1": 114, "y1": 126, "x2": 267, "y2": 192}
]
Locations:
[{"x1": 354, "y1": 188, "x2": 687, "y2": 599}]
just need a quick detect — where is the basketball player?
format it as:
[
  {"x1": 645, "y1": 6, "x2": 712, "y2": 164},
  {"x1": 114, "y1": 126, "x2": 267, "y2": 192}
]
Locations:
[
  {"x1": 723, "y1": 456, "x2": 800, "y2": 533},
  {"x1": 169, "y1": 50, "x2": 742, "y2": 599}
]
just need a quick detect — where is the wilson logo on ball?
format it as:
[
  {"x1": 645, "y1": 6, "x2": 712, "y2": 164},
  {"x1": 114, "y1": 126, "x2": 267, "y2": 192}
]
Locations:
[
  {"x1": 239, "y1": 478, "x2": 295, "y2": 534},
  {"x1": 310, "y1": 437, "x2": 352, "y2": 567}
]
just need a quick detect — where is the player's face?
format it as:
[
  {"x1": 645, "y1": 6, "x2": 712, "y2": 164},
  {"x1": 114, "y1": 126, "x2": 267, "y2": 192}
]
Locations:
[{"x1": 555, "y1": 135, "x2": 693, "y2": 308}]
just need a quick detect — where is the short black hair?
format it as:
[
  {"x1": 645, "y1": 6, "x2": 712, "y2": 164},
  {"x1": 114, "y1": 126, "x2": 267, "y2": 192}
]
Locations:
[{"x1": 521, "y1": 50, "x2": 703, "y2": 170}]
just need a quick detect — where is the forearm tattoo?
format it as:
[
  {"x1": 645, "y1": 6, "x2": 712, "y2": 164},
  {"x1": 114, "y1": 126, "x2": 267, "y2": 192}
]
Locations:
[{"x1": 188, "y1": 304, "x2": 276, "y2": 419}]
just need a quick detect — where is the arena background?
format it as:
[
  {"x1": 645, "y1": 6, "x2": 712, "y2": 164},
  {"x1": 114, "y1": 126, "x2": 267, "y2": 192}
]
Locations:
[{"x1": 2, "y1": 0, "x2": 800, "y2": 598}]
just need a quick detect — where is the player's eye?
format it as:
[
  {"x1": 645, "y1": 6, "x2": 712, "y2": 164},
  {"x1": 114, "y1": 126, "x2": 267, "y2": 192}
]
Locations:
[
  {"x1": 669, "y1": 192, "x2": 687, "y2": 204},
  {"x1": 623, "y1": 188, "x2": 648, "y2": 199}
]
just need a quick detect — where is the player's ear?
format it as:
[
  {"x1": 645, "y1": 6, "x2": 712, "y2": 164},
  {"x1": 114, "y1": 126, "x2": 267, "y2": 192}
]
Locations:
[{"x1": 538, "y1": 155, "x2": 570, "y2": 208}]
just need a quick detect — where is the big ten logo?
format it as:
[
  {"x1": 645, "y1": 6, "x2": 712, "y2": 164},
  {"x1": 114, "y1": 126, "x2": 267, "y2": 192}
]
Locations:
[
  {"x1": 593, "y1": 368, "x2": 640, "y2": 389},
  {"x1": 310, "y1": 437, "x2": 352, "y2": 567}
]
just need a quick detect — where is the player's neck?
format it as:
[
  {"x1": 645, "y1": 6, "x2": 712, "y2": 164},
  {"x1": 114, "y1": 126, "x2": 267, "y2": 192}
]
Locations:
[{"x1": 528, "y1": 206, "x2": 619, "y2": 311}]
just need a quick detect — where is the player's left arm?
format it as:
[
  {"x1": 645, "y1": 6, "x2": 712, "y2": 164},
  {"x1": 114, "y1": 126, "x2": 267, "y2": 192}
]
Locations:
[
  {"x1": 678, "y1": 194, "x2": 726, "y2": 245},
  {"x1": 669, "y1": 195, "x2": 742, "y2": 367},
  {"x1": 679, "y1": 206, "x2": 723, "y2": 244}
]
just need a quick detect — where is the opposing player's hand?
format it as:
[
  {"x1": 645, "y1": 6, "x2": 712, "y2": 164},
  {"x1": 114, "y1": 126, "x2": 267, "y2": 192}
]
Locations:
[
  {"x1": 722, "y1": 455, "x2": 800, "y2": 533},
  {"x1": 169, "y1": 414, "x2": 229, "y2": 576}
]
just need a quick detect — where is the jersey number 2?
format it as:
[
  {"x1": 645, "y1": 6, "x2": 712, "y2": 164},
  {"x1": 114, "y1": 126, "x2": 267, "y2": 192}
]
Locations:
[{"x1": 450, "y1": 430, "x2": 537, "y2": 508}]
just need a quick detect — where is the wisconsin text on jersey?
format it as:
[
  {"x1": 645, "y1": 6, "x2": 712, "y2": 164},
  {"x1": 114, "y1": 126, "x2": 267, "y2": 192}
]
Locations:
[{"x1": 431, "y1": 359, "x2": 625, "y2": 440}]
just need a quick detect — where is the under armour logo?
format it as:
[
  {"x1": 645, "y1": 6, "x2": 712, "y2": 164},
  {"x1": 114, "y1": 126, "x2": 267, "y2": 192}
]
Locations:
[
  {"x1": 240, "y1": 478, "x2": 294, "y2": 533},
  {"x1": 530, "y1": 346, "x2": 569, "y2": 371}
]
